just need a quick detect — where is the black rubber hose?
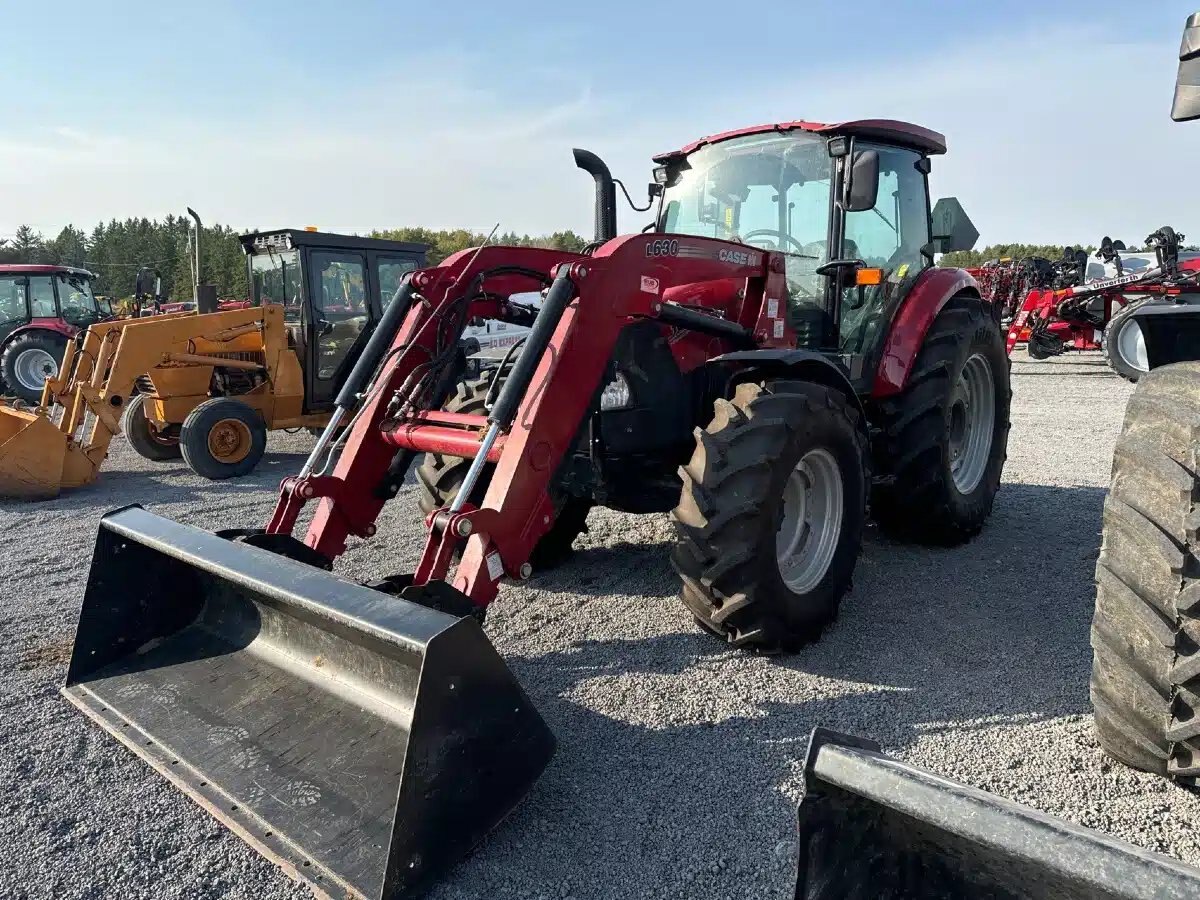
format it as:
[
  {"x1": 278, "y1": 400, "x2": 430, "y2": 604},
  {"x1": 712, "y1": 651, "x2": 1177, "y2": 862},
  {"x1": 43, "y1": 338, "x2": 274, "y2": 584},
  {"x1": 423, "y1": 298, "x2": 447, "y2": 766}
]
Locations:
[
  {"x1": 488, "y1": 268, "x2": 576, "y2": 428},
  {"x1": 334, "y1": 280, "x2": 415, "y2": 409}
]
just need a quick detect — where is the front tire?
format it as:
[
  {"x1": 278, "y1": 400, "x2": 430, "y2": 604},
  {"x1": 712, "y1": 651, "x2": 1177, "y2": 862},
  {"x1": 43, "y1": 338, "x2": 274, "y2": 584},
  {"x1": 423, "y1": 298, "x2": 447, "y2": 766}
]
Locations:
[
  {"x1": 872, "y1": 294, "x2": 1011, "y2": 544},
  {"x1": 1, "y1": 332, "x2": 67, "y2": 404},
  {"x1": 180, "y1": 398, "x2": 268, "y2": 479},
  {"x1": 121, "y1": 392, "x2": 182, "y2": 461},
  {"x1": 1090, "y1": 362, "x2": 1200, "y2": 781},
  {"x1": 672, "y1": 380, "x2": 868, "y2": 652},
  {"x1": 1102, "y1": 299, "x2": 1150, "y2": 382}
]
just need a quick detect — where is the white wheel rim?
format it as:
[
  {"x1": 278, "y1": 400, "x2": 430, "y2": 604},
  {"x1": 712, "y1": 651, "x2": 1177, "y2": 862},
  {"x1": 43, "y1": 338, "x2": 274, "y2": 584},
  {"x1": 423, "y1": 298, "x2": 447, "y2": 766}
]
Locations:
[
  {"x1": 776, "y1": 448, "x2": 843, "y2": 593},
  {"x1": 1115, "y1": 318, "x2": 1149, "y2": 373},
  {"x1": 13, "y1": 348, "x2": 57, "y2": 392},
  {"x1": 949, "y1": 353, "x2": 996, "y2": 494}
]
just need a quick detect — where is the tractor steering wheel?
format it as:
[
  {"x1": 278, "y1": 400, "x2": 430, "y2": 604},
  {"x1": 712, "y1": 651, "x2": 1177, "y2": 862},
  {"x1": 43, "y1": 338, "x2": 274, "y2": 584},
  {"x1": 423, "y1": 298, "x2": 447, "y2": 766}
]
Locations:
[{"x1": 741, "y1": 229, "x2": 808, "y2": 254}]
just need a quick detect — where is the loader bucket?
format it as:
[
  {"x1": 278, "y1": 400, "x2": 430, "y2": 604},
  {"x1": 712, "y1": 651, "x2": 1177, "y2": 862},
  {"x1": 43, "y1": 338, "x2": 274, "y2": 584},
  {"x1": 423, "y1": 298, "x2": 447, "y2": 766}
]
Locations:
[
  {"x1": 0, "y1": 405, "x2": 71, "y2": 499},
  {"x1": 62, "y1": 506, "x2": 555, "y2": 899},
  {"x1": 795, "y1": 728, "x2": 1200, "y2": 899}
]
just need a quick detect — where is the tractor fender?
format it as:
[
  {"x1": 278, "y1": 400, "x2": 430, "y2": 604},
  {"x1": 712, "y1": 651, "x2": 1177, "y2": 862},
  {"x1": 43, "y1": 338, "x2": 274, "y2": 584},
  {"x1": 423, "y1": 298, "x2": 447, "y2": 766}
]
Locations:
[
  {"x1": 4, "y1": 319, "x2": 79, "y2": 348},
  {"x1": 872, "y1": 267, "x2": 982, "y2": 398},
  {"x1": 707, "y1": 348, "x2": 865, "y2": 418}
]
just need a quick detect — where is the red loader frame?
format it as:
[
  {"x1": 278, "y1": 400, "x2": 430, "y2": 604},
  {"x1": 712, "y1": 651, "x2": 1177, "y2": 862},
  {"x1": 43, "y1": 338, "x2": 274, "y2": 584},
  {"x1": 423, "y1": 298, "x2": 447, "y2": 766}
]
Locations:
[{"x1": 266, "y1": 237, "x2": 795, "y2": 607}]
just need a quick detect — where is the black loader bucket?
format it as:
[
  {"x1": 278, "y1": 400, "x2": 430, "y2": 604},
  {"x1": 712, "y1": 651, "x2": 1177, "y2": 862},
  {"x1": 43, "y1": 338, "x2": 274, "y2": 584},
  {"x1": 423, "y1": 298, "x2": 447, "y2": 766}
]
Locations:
[
  {"x1": 795, "y1": 729, "x2": 1200, "y2": 899},
  {"x1": 62, "y1": 506, "x2": 554, "y2": 899}
]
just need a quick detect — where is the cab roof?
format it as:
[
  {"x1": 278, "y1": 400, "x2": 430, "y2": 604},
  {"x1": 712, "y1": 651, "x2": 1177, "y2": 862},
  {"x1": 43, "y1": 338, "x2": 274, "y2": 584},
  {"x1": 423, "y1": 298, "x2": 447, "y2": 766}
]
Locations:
[
  {"x1": 0, "y1": 264, "x2": 95, "y2": 277},
  {"x1": 652, "y1": 119, "x2": 947, "y2": 163},
  {"x1": 239, "y1": 228, "x2": 427, "y2": 256}
]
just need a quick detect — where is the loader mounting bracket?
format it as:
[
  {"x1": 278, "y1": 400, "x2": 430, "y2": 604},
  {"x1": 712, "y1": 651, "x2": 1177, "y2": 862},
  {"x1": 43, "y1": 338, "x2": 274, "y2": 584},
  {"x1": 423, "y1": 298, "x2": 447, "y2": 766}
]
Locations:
[
  {"x1": 364, "y1": 574, "x2": 487, "y2": 622},
  {"x1": 216, "y1": 528, "x2": 333, "y2": 570}
]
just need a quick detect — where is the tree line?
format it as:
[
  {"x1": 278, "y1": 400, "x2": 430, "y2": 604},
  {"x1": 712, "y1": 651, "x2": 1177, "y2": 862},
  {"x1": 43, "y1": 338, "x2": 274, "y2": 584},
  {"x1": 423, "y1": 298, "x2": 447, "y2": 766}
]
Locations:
[{"x1": 0, "y1": 217, "x2": 589, "y2": 301}]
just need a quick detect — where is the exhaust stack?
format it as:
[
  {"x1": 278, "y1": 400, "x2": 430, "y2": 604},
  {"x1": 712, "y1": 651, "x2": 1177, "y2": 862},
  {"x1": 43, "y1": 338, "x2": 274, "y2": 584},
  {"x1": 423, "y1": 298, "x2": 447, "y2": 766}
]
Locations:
[{"x1": 572, "y1": 148, "x2": 617, "y2": 244}]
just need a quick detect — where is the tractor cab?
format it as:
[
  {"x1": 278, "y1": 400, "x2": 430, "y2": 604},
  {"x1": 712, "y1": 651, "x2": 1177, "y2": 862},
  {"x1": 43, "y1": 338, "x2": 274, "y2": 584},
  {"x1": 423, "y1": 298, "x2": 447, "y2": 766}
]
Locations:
[
  {"x1": 241, "y1": 229, "x2": 426, "y2": 409},
  {"x1": 651, "y1": 120, "x2": 977, "y2": 384}
]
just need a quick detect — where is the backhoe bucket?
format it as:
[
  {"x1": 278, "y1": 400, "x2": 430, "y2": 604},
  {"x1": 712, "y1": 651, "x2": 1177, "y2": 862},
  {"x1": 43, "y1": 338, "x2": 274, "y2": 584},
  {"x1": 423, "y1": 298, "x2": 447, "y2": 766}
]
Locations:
[
  {"x1": 62, "y1": 506, "x2": 555, "y2": 899},
  {"x1": 796, "y1": 729, "x2": 1200, "y2": 899},
  {"x1": 0, "y1": 405, "x2": 73, "y2": 499}
]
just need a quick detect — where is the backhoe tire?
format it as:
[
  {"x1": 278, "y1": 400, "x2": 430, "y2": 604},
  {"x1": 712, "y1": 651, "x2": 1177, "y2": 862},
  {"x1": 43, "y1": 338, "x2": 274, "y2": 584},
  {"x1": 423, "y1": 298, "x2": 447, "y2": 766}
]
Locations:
[
  {"x1": 415, "y1": 376, "x2": 590, "y2": 570},
  {"x1": 1090, "y1": 362, "x2": 1200, "y2": 782},
  {"x1": 672, "y1": 380, "x2": 868, "y2": 653},
  {"x1": 1102, "y1": 299, "x2": 1150, "y2": 382},
  {"x1": 121, "y1": 392, "x2": 181, "y2": 461},
  {"x1": 180, "y1": 397, "x2": 268, "y2": 480},
  {"x1": 1, "y1": 331, "x2": 67, "y2": 404},
  {"x1": 871, "y1": 294, "x2": 1010, "y2": 545}
]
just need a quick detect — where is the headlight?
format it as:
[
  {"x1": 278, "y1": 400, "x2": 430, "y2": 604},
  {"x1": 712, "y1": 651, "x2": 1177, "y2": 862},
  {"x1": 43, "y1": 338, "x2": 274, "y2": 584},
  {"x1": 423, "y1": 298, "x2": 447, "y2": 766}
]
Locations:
[{"x1": 600, "y1": 372, "x2": 633, "y2": 411}]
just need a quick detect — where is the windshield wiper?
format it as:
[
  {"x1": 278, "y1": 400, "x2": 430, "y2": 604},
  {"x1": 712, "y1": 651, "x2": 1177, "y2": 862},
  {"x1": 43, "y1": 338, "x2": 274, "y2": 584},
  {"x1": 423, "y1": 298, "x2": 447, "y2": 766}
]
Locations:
[{"x1": 871, "y1": 207, "x2": 897, "y2": 233}]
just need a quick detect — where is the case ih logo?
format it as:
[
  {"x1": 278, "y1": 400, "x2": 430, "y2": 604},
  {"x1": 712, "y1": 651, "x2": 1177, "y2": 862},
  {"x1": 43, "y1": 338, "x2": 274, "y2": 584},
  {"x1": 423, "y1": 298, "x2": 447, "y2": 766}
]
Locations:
[{"x1": 718, "y1": 248, "x2": 759, "y2": 267}]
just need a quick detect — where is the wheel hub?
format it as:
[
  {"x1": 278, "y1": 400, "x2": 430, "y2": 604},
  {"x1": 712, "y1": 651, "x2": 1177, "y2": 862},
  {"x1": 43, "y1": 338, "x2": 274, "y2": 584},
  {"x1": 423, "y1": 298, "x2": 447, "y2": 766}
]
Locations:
[
  {"x1": 776, "y1": 448, "x2": 843, "y2": 594},
  {"x1": 948, "y1": 353, "x2": 996, "y2": 494},
  {"x1": 13, "y1": 348, "x2": 57, "y2": 393},
  {"x1": 208, "y1": 419, "x2": 253, "y2": 463}
]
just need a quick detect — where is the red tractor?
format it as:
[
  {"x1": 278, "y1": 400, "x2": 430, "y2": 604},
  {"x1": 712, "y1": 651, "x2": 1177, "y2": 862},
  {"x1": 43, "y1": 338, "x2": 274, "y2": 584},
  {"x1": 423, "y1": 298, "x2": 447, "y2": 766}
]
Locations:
[
  {"x1": 0, "y1": 264, "x2": 113, "y2": 402},
  {"x1": 65, "y1": 118, "x2": 1012, "y2": 897}
]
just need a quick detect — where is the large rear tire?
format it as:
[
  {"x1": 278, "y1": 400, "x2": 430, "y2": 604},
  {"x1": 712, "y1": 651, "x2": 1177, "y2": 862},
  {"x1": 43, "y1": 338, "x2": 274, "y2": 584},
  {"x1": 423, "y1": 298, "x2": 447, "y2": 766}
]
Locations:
[
  {"x1": 121, "y1": 392, "x2": 182, "y2": 461},
  {"x1": 180, "y1": 397, "x2": 268, "y2": 480},
  {"x1": 415, "y1": 376, "x2": 590, "y2": 570},
  {"x1": 1102, "y1": 299, "x2": 1150, "y2": 382},
  {"x1": 1, "y1": 332, "x2": 67, "y2": 404},
  {"x1": 1090, "y1": 362, "x2": 1200, "y2": 781},
  {"x1": 871, "y1": 294, "x2": 1011, "y2": 545},
  {"x1": 672, "y1": 379, "x2": 868, "y2": 652}
]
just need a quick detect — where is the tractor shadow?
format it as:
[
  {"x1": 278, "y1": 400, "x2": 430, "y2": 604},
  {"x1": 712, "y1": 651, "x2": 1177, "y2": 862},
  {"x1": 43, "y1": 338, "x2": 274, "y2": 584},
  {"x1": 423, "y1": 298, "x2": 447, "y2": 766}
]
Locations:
[{"x1": 447, "y1": 482, "x2": 1108, "y2": 897}]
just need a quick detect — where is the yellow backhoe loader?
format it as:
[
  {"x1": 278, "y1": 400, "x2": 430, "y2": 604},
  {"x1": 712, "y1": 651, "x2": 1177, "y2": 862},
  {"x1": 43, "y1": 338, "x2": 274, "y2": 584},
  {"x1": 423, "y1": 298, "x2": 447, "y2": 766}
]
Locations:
[{"x1": 0, "y1": 229, "x2": 426, "y2": 498}]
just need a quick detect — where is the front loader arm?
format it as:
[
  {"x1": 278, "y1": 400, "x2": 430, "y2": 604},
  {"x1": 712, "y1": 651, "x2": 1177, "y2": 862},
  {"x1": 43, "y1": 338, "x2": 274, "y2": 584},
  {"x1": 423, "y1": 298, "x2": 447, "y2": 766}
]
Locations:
[
  {"x1": 267, "y1": 237, "x2": 777, "y2": 610},
  {"x1": 47, "y1": 308, "x2": 270, "y2": 460}
]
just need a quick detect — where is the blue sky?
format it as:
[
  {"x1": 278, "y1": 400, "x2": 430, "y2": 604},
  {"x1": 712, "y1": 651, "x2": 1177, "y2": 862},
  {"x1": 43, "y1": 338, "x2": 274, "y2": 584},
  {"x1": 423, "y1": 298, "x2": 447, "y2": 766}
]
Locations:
[{"x1": 1, "y1": 1, "x2": 1195, "y2": 246}]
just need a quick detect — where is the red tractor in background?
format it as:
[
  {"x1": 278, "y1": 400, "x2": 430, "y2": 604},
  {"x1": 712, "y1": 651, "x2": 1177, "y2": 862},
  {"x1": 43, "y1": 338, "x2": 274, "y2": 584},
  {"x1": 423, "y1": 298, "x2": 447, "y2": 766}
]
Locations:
[
  {"x1": 0, "y1": 265, "x2": 113, "y2": 403},
  {"x1": 66, "y1": 117, "x2": 1013, "y2": 897}
]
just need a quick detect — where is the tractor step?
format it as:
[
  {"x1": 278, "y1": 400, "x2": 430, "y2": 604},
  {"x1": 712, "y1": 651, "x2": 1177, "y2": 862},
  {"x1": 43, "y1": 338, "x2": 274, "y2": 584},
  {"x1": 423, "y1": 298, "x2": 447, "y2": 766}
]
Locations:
[
  {"x1": 63, "y1": 506, "x2": 554, "y2": 899},
  {"x1": 796, "y1": 729, "x2": 1200, "y2": 899}
]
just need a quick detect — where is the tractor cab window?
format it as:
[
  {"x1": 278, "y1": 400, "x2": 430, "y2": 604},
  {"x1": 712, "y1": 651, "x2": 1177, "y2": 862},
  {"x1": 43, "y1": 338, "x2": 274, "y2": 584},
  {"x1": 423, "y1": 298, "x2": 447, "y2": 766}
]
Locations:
[
  {"x1": 378, "y1": 257, "x2": 418, "y2": 307},
  {"x1": 310, "y1": 250, "x2": 369, "y2": 381},
  {"x1": 250, "y1": 248, "x2": 302, "y2": 320},
  {"x1": 28, "y1": 277, "x2": 56, "y2": 318},
  {"x1": 0, "y1": 277, "x2": 26, "y2": 325},
  {"x1": 838, "y1": 145, "x2": 931, "y2": 354},
  {"x1": 56, "y1": 274, "x2": 104, "y2": 326},
  {"x1": 660, "y1": 131, "x2": 833, "y2": 310}
]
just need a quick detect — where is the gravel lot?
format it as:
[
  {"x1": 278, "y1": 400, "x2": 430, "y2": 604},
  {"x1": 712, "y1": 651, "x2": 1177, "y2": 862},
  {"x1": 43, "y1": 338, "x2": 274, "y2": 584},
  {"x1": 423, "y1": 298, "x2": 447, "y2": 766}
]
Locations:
[{"x1": 3, "y1": 351, "x2": 1200, "y2": 899}]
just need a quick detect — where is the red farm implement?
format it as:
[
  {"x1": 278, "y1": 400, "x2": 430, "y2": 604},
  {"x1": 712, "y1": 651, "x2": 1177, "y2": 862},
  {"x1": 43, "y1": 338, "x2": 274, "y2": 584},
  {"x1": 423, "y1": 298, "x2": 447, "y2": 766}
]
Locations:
[{"x1": 1005, "y1": 228, "x2": 1200, "y2": 379}]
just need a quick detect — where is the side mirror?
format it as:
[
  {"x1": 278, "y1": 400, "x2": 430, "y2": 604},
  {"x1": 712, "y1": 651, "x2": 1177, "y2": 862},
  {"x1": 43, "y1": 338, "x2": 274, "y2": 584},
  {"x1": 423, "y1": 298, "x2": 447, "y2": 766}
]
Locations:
[
  {"x1": 842, "y1": 149, "x2": 880, "y2": 212},
  {"x1": 930, "y1": 197, "x2": 980, "y2": 253},
  {"x1": 1173, "y1": 13, "x2": 1200, "y2": 122}
]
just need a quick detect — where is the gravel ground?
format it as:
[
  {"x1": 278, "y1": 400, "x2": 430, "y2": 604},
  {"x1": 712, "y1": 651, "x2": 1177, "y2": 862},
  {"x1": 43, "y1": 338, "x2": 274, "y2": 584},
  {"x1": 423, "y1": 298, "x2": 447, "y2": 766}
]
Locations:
[{"x1": 3, "y1": 351, "x2": 1200, "y2": 899}]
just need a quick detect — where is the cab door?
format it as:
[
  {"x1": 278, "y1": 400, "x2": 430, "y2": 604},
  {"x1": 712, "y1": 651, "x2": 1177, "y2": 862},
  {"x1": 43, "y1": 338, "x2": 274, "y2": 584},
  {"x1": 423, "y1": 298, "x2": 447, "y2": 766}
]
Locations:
[{"x1": 304, "y1": 249, "x2": 373, "y2": 408}]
